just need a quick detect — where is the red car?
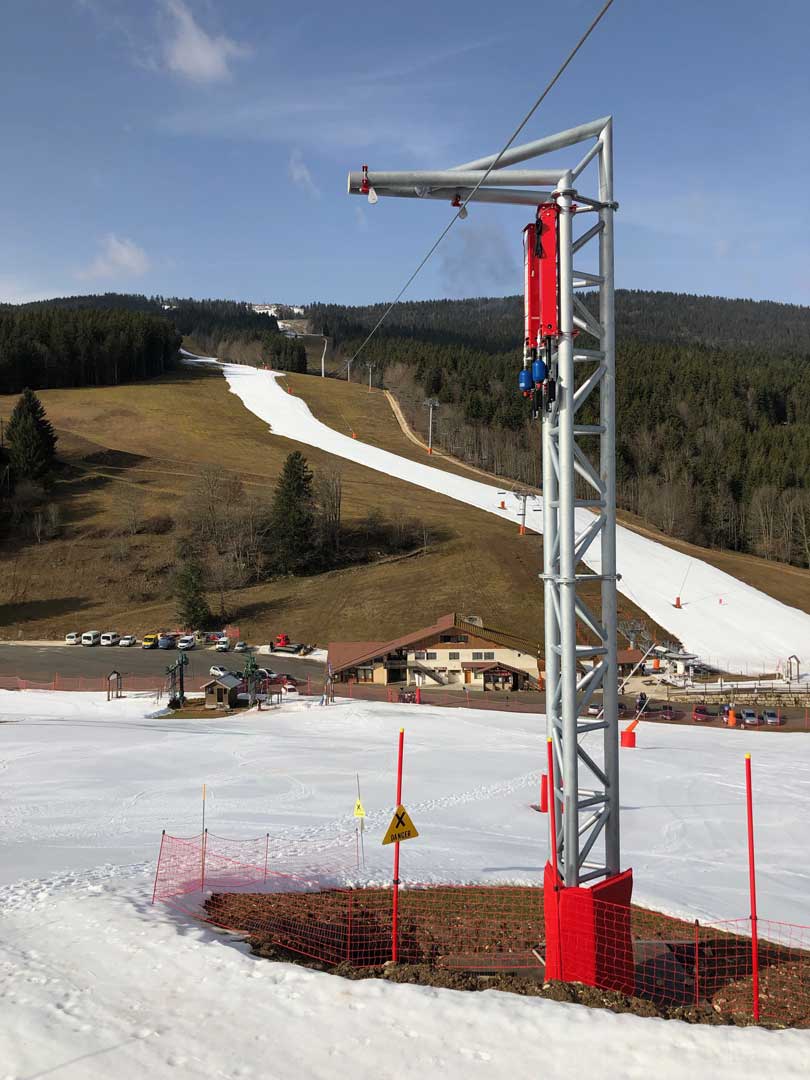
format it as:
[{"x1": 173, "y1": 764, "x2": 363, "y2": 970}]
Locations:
[{"x1": 692, "y1": 705, "x2": 715, "y2": 722}]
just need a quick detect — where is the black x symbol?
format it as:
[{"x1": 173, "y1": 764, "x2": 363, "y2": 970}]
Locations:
[{"x1": 395, "y1": 810, "x2": 406, "y2": 828}]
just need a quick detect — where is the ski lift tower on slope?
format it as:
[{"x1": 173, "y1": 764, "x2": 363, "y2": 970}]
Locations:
[{"x1": 348, "y1": 116, "x2": 634, "y2": 988}]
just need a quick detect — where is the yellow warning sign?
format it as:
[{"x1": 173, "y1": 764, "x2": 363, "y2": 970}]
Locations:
[
  {"x1": 382, "y1": 805, "x2": 419, "y2": 846},
  {"x1": 353, "y1": 798, "x2": 366, "y2": 818}
]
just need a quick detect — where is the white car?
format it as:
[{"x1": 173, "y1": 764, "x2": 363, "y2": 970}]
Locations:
[
  {"x1": 177, "y1": 635, "x2": 196, "y2": 650},
  {"x1": 209, "y1": 664, "x2": 228, "y2": 678},
  {"x1": 234, "y1": 641, "x2": 248, "y2": 652},
  {"x1": 81, "y1": 631, "x2": 101, "y2": 647},
  {"x1": 100, "y1": 632, "x2": 121, "y2": 647},
  {"x1": 65, "y1": 632, "x2": 80, "y2": 645},
  {"x1": 215, "y1": 637, "x2": 230, "y2": 652},
  {"x1": 118, "y1": 635, "x2": 137, "y2": 647}
]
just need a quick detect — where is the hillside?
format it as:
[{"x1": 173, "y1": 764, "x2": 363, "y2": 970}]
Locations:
[
  {"x1": 0, "y1": 364, "x2": 657, "y2": 644},
  {"x1": 312, "y1": 291, "x2": 810, "y2": 565}
]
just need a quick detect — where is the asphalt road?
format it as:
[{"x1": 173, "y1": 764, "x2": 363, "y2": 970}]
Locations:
[{"x1": 0, "y1": 644, "x2": 325, "y2": 687}]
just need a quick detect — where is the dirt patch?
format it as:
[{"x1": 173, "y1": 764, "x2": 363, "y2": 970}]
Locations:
[{"x1": 202, "y1": 886, "x2": 810, "y2": 1028}]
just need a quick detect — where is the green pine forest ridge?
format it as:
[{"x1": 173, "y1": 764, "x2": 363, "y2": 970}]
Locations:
[
  {"x1": 311, "y1": 291, "x2": 810, "y2": 566},
  {"x1": 2, "y1": 288, "x2": 810, "y2": 566}
]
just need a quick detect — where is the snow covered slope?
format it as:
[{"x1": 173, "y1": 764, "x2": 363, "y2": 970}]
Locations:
[
  {"x1": 2, "y1": 691, "x2": 809, "y2": 1077},
  {"x1": 216, "y1": 362, "x2": 810, "y2": 675}
]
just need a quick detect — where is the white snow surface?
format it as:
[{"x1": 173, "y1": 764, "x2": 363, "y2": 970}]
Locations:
[
  {"x1": 1, "y1": 690, "x2": 809, "y2": 1077},
  {"x1": 216, "y1": 360, "x2": 810, "y2": 675}
]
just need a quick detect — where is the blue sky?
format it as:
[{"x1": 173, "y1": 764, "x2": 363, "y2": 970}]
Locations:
[{"x1": 1, "y1": 0, "x2": 808, "y2": 307}]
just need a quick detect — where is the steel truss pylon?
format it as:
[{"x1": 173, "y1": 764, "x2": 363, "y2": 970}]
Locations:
[{"x1": 347, "y1": 116, "x2": 619, "y2": 889}]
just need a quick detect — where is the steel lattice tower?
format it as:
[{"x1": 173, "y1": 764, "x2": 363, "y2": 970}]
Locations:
[{"x1": 348, "y1": 116, "x2": 620, "y2": 889}]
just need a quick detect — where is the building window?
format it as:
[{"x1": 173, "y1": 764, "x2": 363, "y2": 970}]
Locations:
[
  {"x1": 426, "y1": 652, "x2": 437, "y2": 660},
  {"x1": 357, "y1": 667, "x2": 374, "y2": 683},
  {"x1": 484, "y1": 651, "x2": 495, "y2": 660},
  {"x1": 472, "y1": 651, "x2": 483, "y2": 660},
  {"x1": 448, "y1": 652, "x2": 459, "y2": 660},
  {"x1": 414, "y1": 651, "x2": 426, "y2": 660}
]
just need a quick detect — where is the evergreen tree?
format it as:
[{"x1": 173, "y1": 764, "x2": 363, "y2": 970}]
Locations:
[
  {"x1": 268, "y1": 451, "x2": 316, "y2": 574},
  {"x1": 175, "y1": 558, "x2": 211, "y2": 629},
  {"x1": 6, "y1": 388, "x2": 57, "y2": 480}
]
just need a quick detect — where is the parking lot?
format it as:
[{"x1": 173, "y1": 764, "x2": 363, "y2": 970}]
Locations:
[{"x1": 0, "y1": 643, "x2": 325, "y2": 691}]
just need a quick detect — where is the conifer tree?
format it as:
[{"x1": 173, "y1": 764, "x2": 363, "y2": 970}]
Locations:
[
  {"x1": 6, "y1": 388, "x2": 57, "y2": 480},
  {"x1": 268, "y1": 451, "x2": 315, "y2": 574},
  {"x1": 175, "y1": 558, "x2": 211, "y2": 630}
]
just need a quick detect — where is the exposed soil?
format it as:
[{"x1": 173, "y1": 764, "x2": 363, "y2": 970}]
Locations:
[{"x1": 202, "y1": 886, "x2": 810, "y2": 1029}]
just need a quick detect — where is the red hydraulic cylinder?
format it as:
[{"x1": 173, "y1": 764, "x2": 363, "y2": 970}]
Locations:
[
  {"x1": 537, "y1": 204, "x2": 559, "y2": 338},
  {"x1": 523, "y1": 222, "x2": 542, "y2": 352}
]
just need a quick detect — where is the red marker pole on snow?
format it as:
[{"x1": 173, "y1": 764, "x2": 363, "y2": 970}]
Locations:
[
  {"x1": 392, "y1": 727, "x2": 405, "y2": 963},
  {"x1": 745, "y1": 753, "x2": 760, "y2": 1022}
]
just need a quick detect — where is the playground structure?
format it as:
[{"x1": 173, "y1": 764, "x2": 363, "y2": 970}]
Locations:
[{"x1": 349, "y1": 115, "x2": 627, "y2": 983}]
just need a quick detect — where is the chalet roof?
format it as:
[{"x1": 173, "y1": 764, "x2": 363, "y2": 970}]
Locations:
[
  {"x1": 202, "y1": 674, "x2": 241, "y2": 690},
  {"x1": 616, "y1": 648, "x2": 644, "y2": 665},
  {"x1": 326, "y1": 641, "x2": 388, "y2": 673},
  {"x1": 328, "y1": 614, "x2": 540, "y2": 675}
]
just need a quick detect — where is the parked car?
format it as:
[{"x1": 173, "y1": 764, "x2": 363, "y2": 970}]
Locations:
[
  {"x1": 118, "y1": 634, "x2": 137, "y2": 647},
  {"x1": 142, "y1": 633, "x2": 159, "y2": 649},
  {"x1": 177, "y1": 635, "x2": 196, "y2": 651},
  {"x1": 81, "y1": 631, "x2": 101, "y2": 647},
  {"x1": 256, "y1": 667, "x2": 277, "y2": 681},
  {"x1": 215, "y1": 637, "x2": 230, "y2": 652},
  {"x1": 65, "y1": 632, "x2": 80, "y2": 645},
  {"x1": 587, "y1": 703, "x2": 603, "y2": 717},
  {"x1": 234, "y1": 641, "x2": 248, "y2": 652},
  {"x1": 742, "y1": 708, "x2": 763, "y2": 726},
  {"x1": 763, "y1": 708, "x2": 782, "y2": 726},
  {"x1": 661, "y1": 705, "x2": 676, "y2": 721},
  {"x1": 209, "y1": 665, "x2": 229, "y2": 678},
  {"x1": 158, "y1": 635, "x2": 175, "y2": 649},
  {"x1": 692, "y1": 705, "x2": 715, "y2": 722},
  {"x1": 100, "y1": 632, "x2": 120, "y2": 647}
]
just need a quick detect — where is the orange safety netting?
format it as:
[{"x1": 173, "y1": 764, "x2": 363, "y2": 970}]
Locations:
[{"x1": 153, "y1": 832, "x2": 810, "y2": 1025}]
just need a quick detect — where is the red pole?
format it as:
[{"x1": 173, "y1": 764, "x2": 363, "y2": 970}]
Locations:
[
  {"x1": 547, "y1": 737, "x2": 563, "y2": 977},
  {"x1": 151, "y1": 830, "x2": 166, "y2": 904},
  {"x1": 540, "y1": 773, "x2": 548, "y2": 813},
  {"x1": 745, "y1": 754, "x2": 760, "y2": 1022},
  {"x1": 547, "y1": 740, "x2": 559, "y2": 882},
  {"x1": 392, "y1": 727, "x2": 404, "y2": 963},
  {"x1": 694, "y1": 919, "x2": 700, "y2": 1006},
  {"x1": 264, "y1": 833, "x2": 269, "y2": 882}
]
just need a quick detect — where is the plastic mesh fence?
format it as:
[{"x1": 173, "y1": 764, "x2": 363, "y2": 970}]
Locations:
[{"x1": 153, "y1": 833, "x2": 810, "y2": 1025}]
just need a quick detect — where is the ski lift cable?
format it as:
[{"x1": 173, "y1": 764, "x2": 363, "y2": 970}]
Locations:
[{"x1": 338, "y1": 0, "x2": 616, "y2": 376}]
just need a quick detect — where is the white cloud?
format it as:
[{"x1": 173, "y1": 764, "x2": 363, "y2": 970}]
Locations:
[
  {"x1": 354, "y1": 205, "x2": 369, "y2": 231},
  {"x1": 288, "y1": 148, "x2": 320, "y2": 199},
  {"x1": 78, "y1": 234, "x2": 151, "y2": 281},
  {"x1": 163, "y1": 0, "x2": 249, "y2": 84}
]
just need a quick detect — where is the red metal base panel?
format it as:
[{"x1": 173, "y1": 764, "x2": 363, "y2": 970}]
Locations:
[{"x1": 544, "y1": 864, "x2": 634, "y2": 993}]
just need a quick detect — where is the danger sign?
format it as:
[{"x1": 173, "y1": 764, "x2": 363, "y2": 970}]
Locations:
[
  {"x1": 353, "y1": 798, "x2": 366, "y2": 818},
  {"x1": 382, "y1": 805, "x2": 419, "y2": 846}
]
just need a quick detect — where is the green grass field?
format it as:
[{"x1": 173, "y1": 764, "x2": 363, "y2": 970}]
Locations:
[{"x1": 0, "y1": 366, "x2": 557, "y2": 644}]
